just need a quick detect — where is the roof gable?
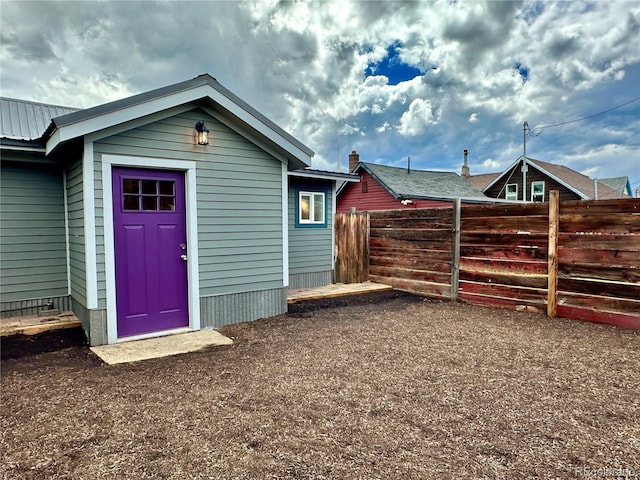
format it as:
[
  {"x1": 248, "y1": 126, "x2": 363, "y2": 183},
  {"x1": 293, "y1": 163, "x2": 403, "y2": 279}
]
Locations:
[
  {"x1": 482, "y1": 157, "x2": 620, "y2": 200},
  {"x1": 357, "y1": 162, "x2": 487, "y2": 199},
  {"x1": 2, "y1": 74, "x2": 313, "y2": 168}
]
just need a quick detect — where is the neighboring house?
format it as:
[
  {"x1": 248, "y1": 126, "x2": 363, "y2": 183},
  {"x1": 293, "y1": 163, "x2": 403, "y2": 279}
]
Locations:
[
  {"x1": 0, "y1": 74, "x2": 357, "y2": 345},
  {"x1": 337, "y1": 150, "x2": 492, "y2": 212},
  {"x1": 466, "y1": 157, "x2": 623, "y2": 202},
  {"x1": 599, "y1": 176, "x2": 633, "y2": 198}
]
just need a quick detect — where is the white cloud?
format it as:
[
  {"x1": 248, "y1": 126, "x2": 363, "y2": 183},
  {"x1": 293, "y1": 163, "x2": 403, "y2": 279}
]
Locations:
[
  {"x1": 397, "y1": 98, "x2": 438, "y2": 137},
  {"x1": 0, "y1": 0, "x2": 638, "y2": 184}
]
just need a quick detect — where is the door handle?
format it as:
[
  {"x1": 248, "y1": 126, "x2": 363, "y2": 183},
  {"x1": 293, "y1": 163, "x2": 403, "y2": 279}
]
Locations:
[{"x1": 180, "y1": 254, "x2": 188, "y2": 261}]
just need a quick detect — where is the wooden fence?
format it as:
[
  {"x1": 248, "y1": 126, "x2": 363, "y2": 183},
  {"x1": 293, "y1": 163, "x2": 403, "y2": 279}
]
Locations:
[
  {"x1": 336, "y1": 194, "x2": 640, "y2": 330},
  {"x1": 334, "y1": 211, "x2": 369, "y2": 284}
]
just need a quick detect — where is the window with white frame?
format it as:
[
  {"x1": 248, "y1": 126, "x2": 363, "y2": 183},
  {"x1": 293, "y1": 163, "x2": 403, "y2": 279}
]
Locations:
[
  {"x1": 298, "y1": 191, "x2": 325, "y2": 225},
  {"x1": 505, "y1": 183, "x2": 518, "y2": 200},
  {"x1": 531, "y1": 181, "x2": 545, "y2": 202}
]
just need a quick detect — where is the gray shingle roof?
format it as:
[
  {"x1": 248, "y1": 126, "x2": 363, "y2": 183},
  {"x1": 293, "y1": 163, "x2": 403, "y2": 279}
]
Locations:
[
  {"x1": 360, "y1": 162, "x2": 487, "y2": 199},
  {"x1": 0, "y1": 97, "x2": 79, "y2": 141},
  {"x1": 599, "y1": 176, "x2": 631, "y2": 197}
]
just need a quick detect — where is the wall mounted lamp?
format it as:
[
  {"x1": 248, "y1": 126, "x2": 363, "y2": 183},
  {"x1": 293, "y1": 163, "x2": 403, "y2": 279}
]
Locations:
[{"x1": 195, "y1": 121, "x2": 209, "y2": 145}]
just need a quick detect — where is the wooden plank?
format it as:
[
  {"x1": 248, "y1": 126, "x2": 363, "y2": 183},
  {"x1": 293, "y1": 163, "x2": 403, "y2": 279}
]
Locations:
[
  {"x1": 370, "y1": 217, "x2": 452, "y2": 229},
  {"x1": 370, "y1": 208, "x2": 454, "y2": 220},
  {"x1": 334, "y1": 212, "x2": 370, "y2": 284},
  {"x1": 559, "y1": 213, "x2": 640, "y2": 234},
  {"x1": 558, "y1": 277, "x2": 640, "y2": 300},
  {"x1": 558, "y1": 264, "x2": 640, "y2": 283},
  {"x1": 459, "y1": 280, "x2": 548, "y2": 301},
  {"x1": 451, "y1": 198, "x2": 461, "y2": 301},
  {"x1": 461, "y1": 202, "x2": 548, "y2": 218},
  {"x1": 461, "y1": 232, "x2": 548, "y2": 247},
  {"x1": 558, "y1": 247, "x2": 640, "y2": 267},
  {"x1": 460, "y1": 245, "x2": 548, "y2": 260},
  {"x1": 370, "y1": 255, "x2": 451, "y2": 272},
  {"x1": 369, "y1": 265, "x2": 451, "y2": 285},
  {"x1": 548, "y1": 190, "x2": 559, "y2": 317},
  {"x1": 461, "y1": 215, "x2": 548, "y2": 233},
  {"x1": 558, "y1": 197, "x2": 640, "y2": 215},
  {"x1": 370, "y1": 237, "x2": 452, "y2": 251},
  {"x1": 369, "y1": 275, "x2": 451, "y2": 298},
  {"x1": 558, "y1": 291, "x2": 640, "y2": 315},
  {"x1": 556, "y1": 305, "x2": 640, "y2": 330},
  {"x1": 370, "y1": 228, "x2": 452, "y2": 241},
  {"x1": 460, "y1": 257, "x2": 547, "y2": 274},
  {"x1": 370, "y1": 247, "x2": 452, "y2": 262},
  {"x1": 460, "y1": 270, "x2": 548, "y2": 289},
  {"x1": 559, "y1": 233, "x2": 640, "y2": 250},
  {"x1": 459, "y1": 292, "x2": 546, "y2": 312}
]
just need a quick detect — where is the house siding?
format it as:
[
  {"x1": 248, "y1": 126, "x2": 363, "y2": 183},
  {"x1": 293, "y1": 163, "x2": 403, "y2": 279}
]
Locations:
[
  {"x1": 0, "y1": 160, "x2": 68, "y2": 311},
  {"x1": 484, "y1": 162, "x2": 583, "y2": 202},
  {"x1": 288, "y1": 178, "x2": 334, "y2": 288},
  {"x1": 93, "y1": 108, "x2": 285, "y2": 314},
  {"x1": 66, "y1": 156, "x2": 87, "y2": 307}
]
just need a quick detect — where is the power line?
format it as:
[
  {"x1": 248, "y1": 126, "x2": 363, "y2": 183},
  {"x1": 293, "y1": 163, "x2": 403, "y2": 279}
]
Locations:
[{"x1": 527, "y1": 95, "x2": 640, "y2": 136}]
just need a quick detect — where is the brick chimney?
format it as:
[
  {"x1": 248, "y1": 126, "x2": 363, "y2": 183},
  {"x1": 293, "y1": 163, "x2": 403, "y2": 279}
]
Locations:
[
  {"x1": 461, "y1": 149, "x2": 470, "y2": 179},
  {"x1": 348, "y1": 150, "x2": 360, "y2": 172}
]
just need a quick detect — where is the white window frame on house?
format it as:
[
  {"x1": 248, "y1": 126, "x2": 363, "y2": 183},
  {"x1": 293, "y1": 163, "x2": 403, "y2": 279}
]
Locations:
[
  {"x1": 506, "y1": 183, "x2": 518, "y2": 200},
  {"x1": 531, "y1": 181, "x2": 545, "y2": 202},
  {"x1": 298, "y1": 191, "x2": 325, "y2": 225}
]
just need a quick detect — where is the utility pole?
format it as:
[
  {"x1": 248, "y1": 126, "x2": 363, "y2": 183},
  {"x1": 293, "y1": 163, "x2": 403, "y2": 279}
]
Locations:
[{"x1": 522, "y1": 122, "x2": 529, "y2": 201}]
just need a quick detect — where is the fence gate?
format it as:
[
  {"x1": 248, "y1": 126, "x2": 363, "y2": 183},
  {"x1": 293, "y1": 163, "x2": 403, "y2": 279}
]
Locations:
[{"x1": 334, "y1": 212, "x2": 370, "y2": 283}]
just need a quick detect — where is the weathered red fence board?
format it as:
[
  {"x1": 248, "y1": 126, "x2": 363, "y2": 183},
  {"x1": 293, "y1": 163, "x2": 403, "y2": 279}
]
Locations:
[{"x1": 336, "y1": 196, "x2": 640, "y2": 330}]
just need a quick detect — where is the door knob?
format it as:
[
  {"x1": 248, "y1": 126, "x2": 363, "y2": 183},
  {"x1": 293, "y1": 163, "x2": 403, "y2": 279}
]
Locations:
[{"x1": 180, "y1": 254, "x2": 188, "y2": 261}]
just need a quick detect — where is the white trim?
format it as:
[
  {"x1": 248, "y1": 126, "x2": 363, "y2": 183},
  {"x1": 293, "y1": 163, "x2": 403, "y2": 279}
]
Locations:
[
  {"x1": 46, "y1": 83, "x2": 313, "y2": 166},
  {"x1": 298, "y1": 191, "x2": 326, "y2": 224},
  {"x1": 287, "y1": 170, "x2": 359, "y2": 182},
  {"x1": 83, "y1": 140, "x2": 98, "y2": 309},
  {"x1": 102, "y1": 154, "x2": 200, "y2": 344},
  {"x1": 531, "y1": 180, "x2": 545, "y2": 202},
  {"x1": 62, "y1": 168, "x2": 71, "y2": 296},
  {"x1": 115, "y1": 327, "x2": 192, "y2": 343},
  {"x1": 505, "y1": 183, "x2": 518, "y2": 201},
  {"x1": 282, "y1": 163, "x2": 289, "y2": 287}
]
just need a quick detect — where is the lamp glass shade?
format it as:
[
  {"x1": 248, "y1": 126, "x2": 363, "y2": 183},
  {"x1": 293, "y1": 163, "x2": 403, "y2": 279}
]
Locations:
[{"x1": 195, "y1": 121, "x2": 209, "y2": 145}]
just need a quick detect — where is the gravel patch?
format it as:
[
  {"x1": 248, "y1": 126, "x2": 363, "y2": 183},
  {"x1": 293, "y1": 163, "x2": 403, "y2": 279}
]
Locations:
[{"x1": 1, "y1": 291, "x2": 638, "y2": 479}]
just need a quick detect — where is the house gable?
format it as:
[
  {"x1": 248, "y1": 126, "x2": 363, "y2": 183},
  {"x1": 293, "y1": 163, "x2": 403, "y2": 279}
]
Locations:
[{"x1": 45, "y1": 74, "x2": 313, "y2": 169}]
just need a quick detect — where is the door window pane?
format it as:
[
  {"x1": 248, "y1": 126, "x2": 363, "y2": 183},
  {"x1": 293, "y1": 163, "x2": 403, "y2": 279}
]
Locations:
[
  {"x1": 142, "y1": 180, "x2": 157, "y2": 195},
  {"x1": 123, "y1": 178, "x2": 176, "y2": 212}
]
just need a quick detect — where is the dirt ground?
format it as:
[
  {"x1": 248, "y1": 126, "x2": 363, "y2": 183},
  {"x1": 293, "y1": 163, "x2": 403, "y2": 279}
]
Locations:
[{"x1": 1, "y1": 291, "x2": 639, "y2": 480}]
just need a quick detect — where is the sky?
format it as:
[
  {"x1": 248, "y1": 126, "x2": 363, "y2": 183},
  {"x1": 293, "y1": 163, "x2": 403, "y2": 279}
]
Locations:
[{"x1": 1, "y1": 0, "x2": 639, "y2": 192}]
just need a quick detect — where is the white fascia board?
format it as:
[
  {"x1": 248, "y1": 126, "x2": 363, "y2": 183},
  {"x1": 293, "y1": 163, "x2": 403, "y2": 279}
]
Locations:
[
  {"x1": 48, "y1": 85, "x2": 213, "y2": 152},
  {"x1": 482, "y1": 157, "x2": 521, "y2": 192},
  {"x1": 527, "y1": 162, "x2": 588, "y2": 199},
  {"x1": 287, "y1": 171, "x2": 360, "y2": 182},
  {"x1": 205, "y1": 87, "x2": 313, "y2": 166},
  {"x1": 47, "y1": 83, "x2": 313, "y2": 167}
]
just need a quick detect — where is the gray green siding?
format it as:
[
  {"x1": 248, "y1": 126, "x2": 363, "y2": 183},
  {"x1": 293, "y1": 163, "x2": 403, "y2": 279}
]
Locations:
[
  {"x1": 93, "y1": 108, "x2": 285, "y2": 306},
  {"x1": 0, "y1": 161, "x2": 68, "y2": 303},
  {"x1": 66, "y1": 157, "x2": 86, "y2": 306},
  {"x1": 288, "y1": 178, "x2": 334, "y2": 288}
]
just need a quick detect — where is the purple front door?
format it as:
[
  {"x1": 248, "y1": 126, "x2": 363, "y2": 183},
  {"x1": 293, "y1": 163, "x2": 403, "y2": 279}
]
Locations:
[{"x1": 112, "y1": 167, "x2": 189, "y2": 337}]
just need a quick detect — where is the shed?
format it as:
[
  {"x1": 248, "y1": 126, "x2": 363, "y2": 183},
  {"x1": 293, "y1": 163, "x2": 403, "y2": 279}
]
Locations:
[{"x1": 0, "y1": 74, "x2": 357, "y2": 345}]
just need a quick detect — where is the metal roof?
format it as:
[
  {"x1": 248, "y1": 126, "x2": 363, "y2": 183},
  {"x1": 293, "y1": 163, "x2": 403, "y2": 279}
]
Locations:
[
  {"x1": 359, "y1": 162, "x2": 487, "y2": 199},
  {"x1": 0, "y1": 97, "x2": 79, "y2": 141}
]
